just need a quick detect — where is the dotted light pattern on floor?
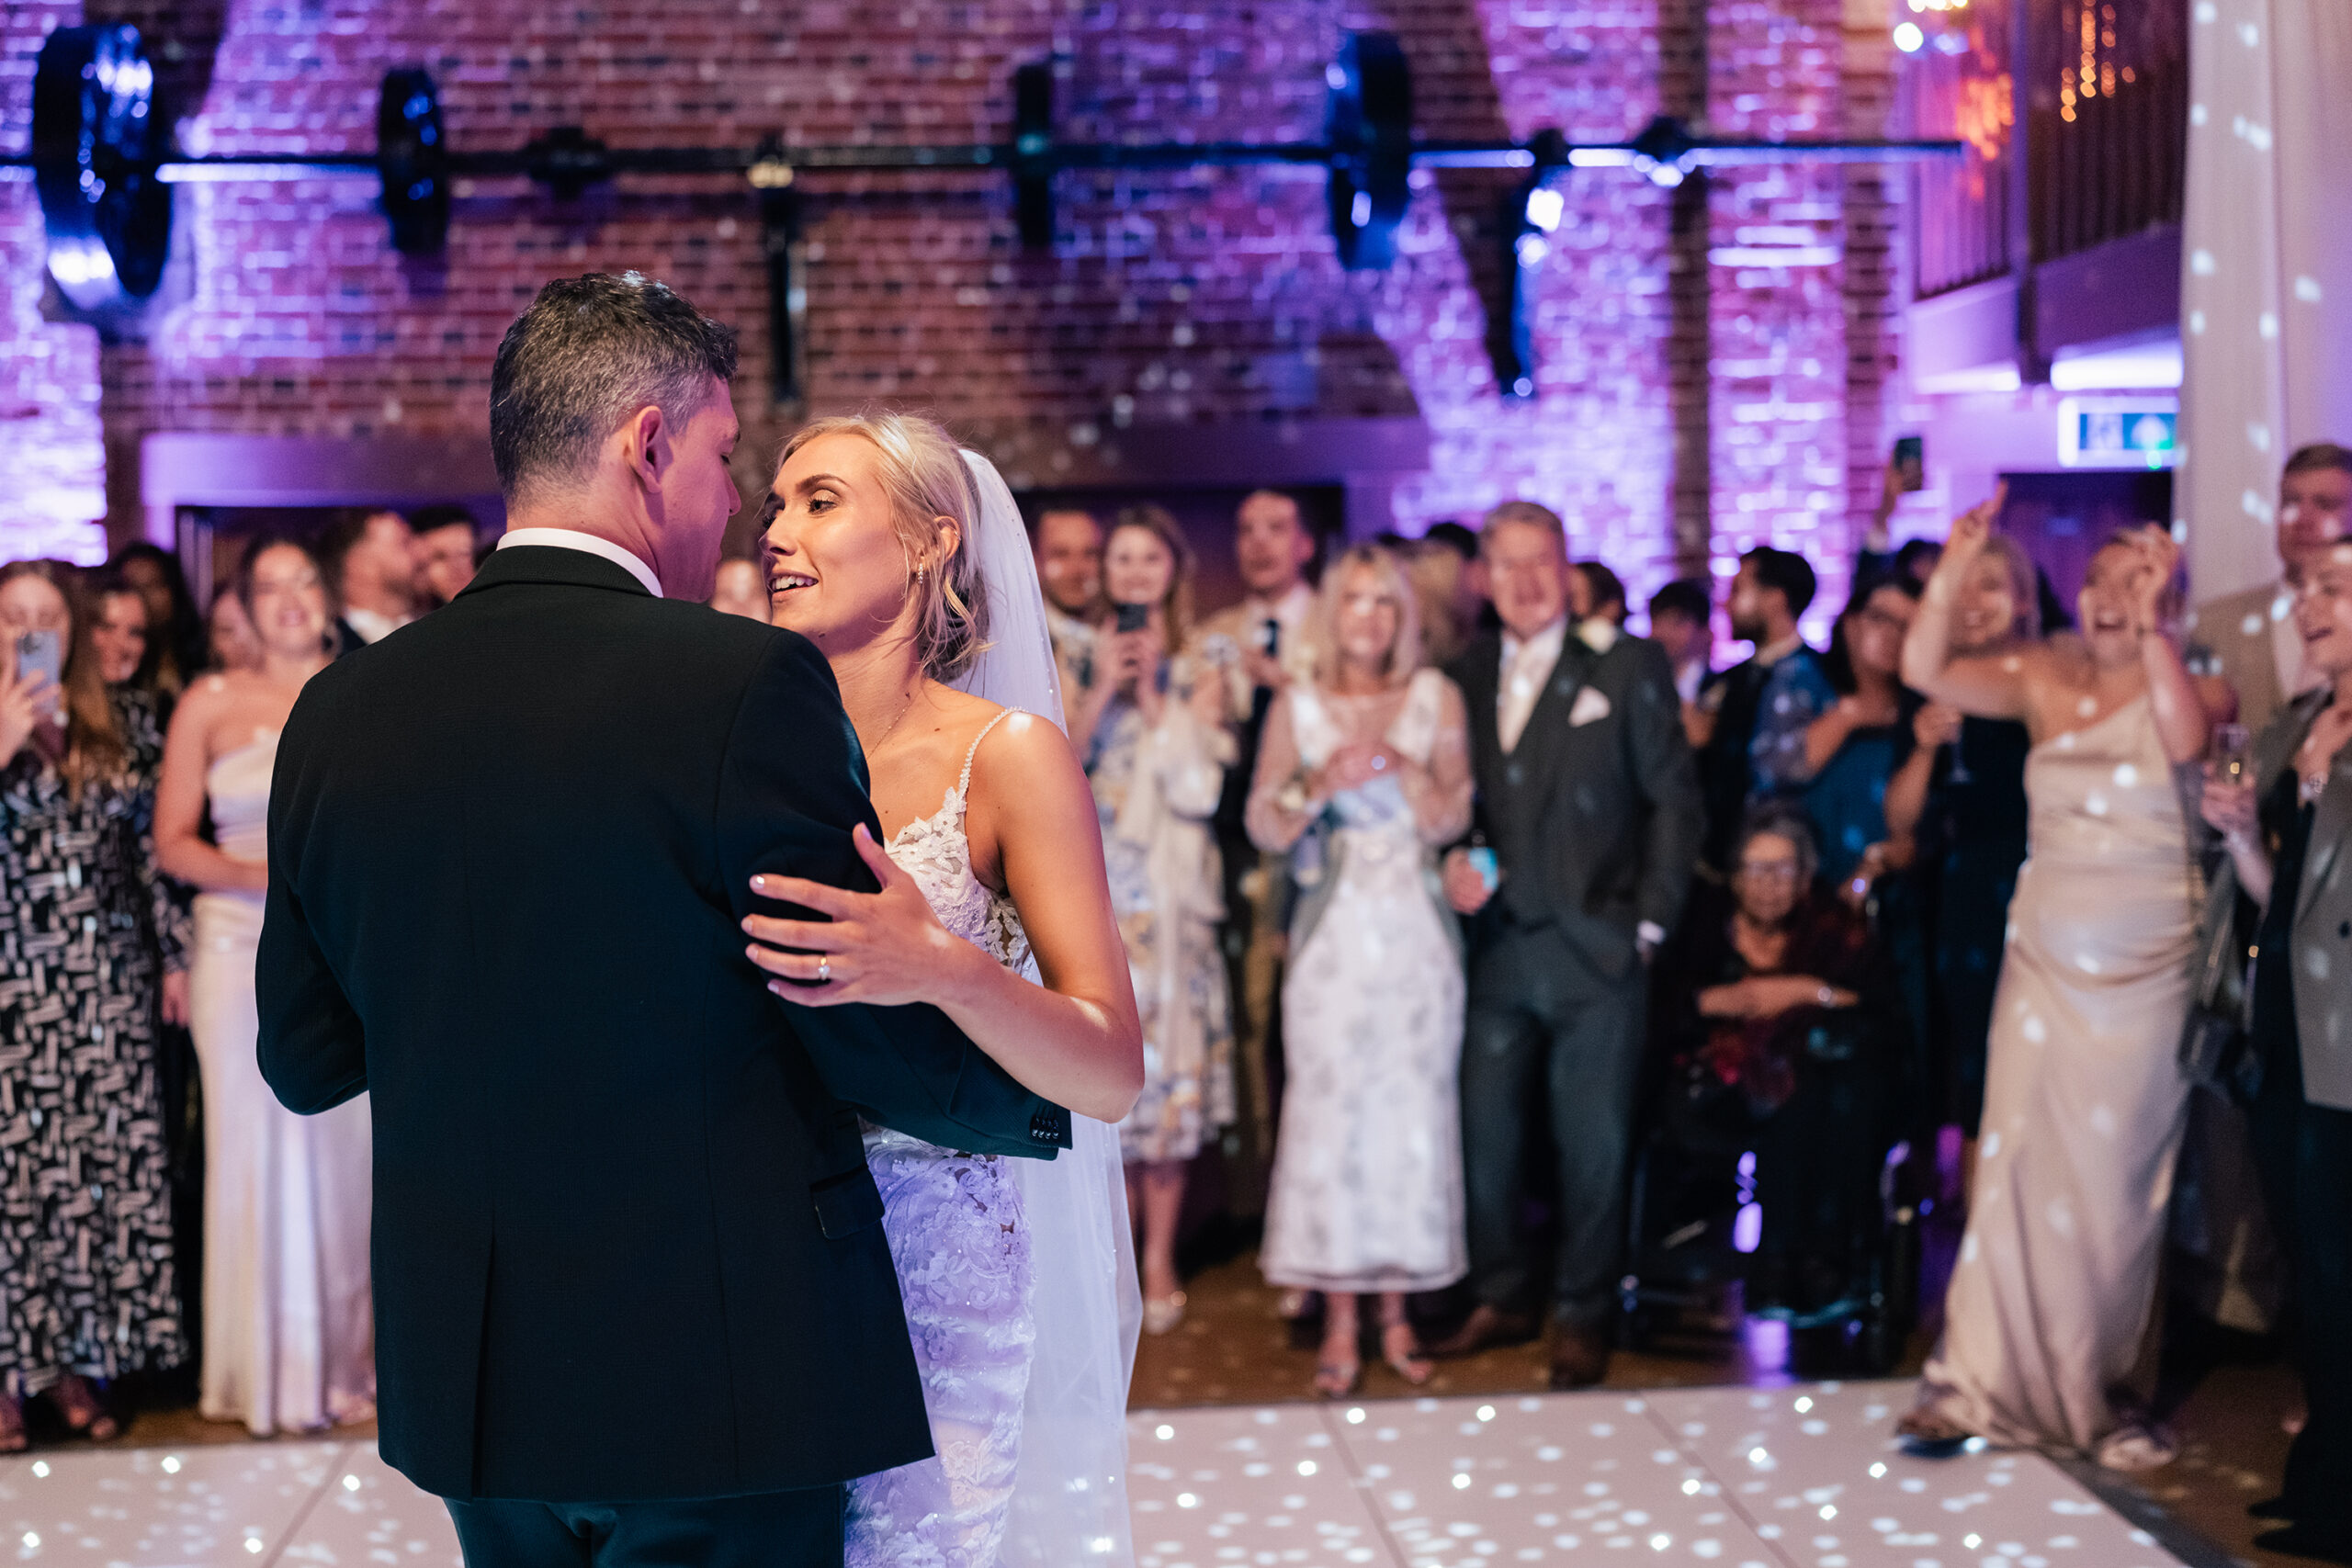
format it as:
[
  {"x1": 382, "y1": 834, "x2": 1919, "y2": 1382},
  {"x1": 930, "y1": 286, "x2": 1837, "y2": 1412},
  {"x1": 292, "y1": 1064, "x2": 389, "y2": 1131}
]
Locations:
[
  {"x1": 1127, "y1": 1379, "x2": 2185, "y2": 1568},
  {"x1": 0, "y1": 1380, "x2": 2182, "y2": 1567}
]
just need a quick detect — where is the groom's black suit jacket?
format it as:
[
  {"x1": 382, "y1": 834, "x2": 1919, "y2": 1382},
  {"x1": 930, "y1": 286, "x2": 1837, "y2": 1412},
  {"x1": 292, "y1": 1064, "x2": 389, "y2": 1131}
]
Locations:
[{"x1": 256, "y1": 546, "x2": 1071, "y2": 1505}]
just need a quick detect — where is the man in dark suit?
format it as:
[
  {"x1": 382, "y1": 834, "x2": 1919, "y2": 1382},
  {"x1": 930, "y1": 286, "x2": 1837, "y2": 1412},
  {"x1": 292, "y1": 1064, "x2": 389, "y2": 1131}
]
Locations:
[
  {"x1": 257, "y1": 273, "x2": 1067, "y2": 1567},
  {"x1": 1693, "y1": 547, "x2": 1821, "y2": 876},
  {"x1": 1430, "y1": 502, "x2": 1702, "y2": 1387}
]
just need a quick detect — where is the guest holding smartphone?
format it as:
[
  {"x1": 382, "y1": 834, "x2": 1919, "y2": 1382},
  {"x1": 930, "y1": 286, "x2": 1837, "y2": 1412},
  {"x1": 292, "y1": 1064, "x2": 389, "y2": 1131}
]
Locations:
[
  {"x1": 0, "y1": 559, "x2": 190, "y2": 1449},
  {"x1": 1071, "y1": 505, "x2": 1236, "y2": 1332}
]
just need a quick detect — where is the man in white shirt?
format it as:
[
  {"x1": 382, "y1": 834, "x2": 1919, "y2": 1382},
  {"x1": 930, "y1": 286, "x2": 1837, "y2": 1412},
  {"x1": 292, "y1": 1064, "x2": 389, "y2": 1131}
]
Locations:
[
  {"x1": 1200, "y1": 488, "x2": 1321, "y2": 1213},
  {"x1": 1032, "y1": 506, "x2": 1103, "y2": 692},
  {"x1": 322, "y1": 508, "x2": 425, "y2": 650},
  {"x1": 1200, "y1": 489, "x2": 1320, "y2": 714},
  {"x1": 1433, "y1": 502, "x2": 1702, "y2": 1387},
  {"x1": 2191, "y1": 443, "x2": 2352, "y2": 735}
]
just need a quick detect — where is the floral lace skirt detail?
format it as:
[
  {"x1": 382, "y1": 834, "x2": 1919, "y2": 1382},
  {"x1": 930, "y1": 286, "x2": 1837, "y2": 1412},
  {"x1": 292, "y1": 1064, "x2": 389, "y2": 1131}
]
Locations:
[{"x1": 846, "y1": 1132, "x2": 1036, "y2": 1568}]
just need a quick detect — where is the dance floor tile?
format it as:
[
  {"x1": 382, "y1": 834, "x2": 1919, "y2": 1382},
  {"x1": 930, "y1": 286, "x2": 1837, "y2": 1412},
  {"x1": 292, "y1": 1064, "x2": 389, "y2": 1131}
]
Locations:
[
  {"x1": 1643, "y1": 1380, "x2": 2182, "y2": 1568},
  {"x1": 0, "y1": 1439, "x2": 343, "y2": 1566},
  {"x1": 275, "y1": 1441, "x2": 462, "y2": 1568},
  {"x1": 1333, "y1": 1392, "x2": 1782, "y2": 1567},
  {"x1": 1127, "y1": 1404, "x2": 1394, "y2": 1567}
]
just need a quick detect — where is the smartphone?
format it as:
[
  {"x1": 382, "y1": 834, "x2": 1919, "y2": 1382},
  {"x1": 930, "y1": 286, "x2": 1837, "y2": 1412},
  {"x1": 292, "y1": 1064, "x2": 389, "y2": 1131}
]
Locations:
[
  {"x1": 1893, "y1": 434, "x2": 1926, "y2": 493},
  {"x1": 15, "y1": 629, "x2": 61, "y2": 716},
  {"x1": 1114, "y1": 601, "x2": 1150, "y2": 635}
]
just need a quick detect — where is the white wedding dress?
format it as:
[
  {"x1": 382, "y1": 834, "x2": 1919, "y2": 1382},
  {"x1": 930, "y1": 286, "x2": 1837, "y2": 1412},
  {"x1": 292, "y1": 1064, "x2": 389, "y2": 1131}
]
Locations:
[
  {"x1": 187, "y1": 725, "x2": 376, "y2": 1435},
  {"x1": 845, "y1": 445, "x2": 1138, "y2": 1568}
]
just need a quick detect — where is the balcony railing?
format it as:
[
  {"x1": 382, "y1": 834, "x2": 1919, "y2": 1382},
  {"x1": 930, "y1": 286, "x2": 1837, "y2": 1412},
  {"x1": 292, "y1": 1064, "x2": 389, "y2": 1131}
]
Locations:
[{"x1": 1907, "y1": 0, "x2": 2184, "y2": 300}]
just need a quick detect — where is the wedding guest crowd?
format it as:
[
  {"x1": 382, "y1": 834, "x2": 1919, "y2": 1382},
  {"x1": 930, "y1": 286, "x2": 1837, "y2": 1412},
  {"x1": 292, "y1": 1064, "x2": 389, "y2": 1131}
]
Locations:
[
  {"x1": 10, "y1": 426, "x2": 2352, "y2": 1545},
  {"x1": 1018, "y1": 434, "x2": 2352, "y2": 1534},
  {"x1": 0, "y1": 501, "x2": 461, "y2": 1445}
]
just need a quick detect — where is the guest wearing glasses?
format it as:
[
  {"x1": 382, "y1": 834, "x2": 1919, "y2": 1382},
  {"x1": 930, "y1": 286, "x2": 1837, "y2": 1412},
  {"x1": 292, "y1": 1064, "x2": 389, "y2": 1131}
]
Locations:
[
  {"x1": 1653, "y1": 810, "x2": 1899, "y2": 1313},
  {"x1": 1781, "y1": 574, "x2": 1923, "y2": 898}
]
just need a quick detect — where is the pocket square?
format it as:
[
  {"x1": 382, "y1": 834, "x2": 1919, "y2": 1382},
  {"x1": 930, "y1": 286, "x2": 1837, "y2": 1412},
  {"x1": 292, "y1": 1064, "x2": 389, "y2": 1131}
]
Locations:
[{"x1": 1567, "y1": 686, "x2": 1613, "y2": 727}]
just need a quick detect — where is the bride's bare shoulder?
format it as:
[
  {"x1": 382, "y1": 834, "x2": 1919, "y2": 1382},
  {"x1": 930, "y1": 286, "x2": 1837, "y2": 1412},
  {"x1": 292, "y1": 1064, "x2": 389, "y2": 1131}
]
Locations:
[{"x1": 962, "y1": 705, "x2": 1089, "y2": 813}]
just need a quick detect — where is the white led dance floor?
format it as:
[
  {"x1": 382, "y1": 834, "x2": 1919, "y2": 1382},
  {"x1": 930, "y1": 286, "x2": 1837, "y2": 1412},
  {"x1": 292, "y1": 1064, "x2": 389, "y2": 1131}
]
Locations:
[{"x1": 0, "y1": 1381, "x2": 2188, "y2": 1567}]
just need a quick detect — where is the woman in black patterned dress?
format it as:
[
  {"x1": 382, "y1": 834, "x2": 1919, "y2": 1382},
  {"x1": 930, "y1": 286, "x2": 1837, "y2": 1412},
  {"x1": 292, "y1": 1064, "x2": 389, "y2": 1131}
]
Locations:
[{"x1": 0, "y1": 560, "x2": 188, "y2": 1447}]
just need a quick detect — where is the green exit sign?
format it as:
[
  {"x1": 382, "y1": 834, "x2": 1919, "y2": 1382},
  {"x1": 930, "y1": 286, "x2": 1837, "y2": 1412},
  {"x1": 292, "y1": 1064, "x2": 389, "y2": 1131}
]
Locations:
[{"x1": 2059, "y1": 397, "x2": 2178, "y2": 469}]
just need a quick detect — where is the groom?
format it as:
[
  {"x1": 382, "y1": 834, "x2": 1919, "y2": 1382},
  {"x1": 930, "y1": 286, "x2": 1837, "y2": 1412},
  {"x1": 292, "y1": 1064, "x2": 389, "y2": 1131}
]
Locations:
[{"x1": 256, "y1": 273, "x2": 1069, "y2": 1566}]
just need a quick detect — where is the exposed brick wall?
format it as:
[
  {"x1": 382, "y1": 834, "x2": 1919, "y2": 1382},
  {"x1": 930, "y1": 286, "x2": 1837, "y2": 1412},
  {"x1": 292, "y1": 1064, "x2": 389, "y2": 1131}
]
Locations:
[
  {"x1": 1, "y1": 0, "x2": 109, "y2": 564},
  {"x1": 1707, "y1": 0, "x2": 1855, "y2": 637},
  {"x1": 2, "y1": 0, "x2": 1903, "y2": 612}
]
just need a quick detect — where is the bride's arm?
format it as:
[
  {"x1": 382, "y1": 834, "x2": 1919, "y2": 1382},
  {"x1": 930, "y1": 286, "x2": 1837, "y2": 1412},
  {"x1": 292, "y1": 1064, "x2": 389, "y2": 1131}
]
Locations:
[{"x1": 741, "y1": 714, "x2": 1146, "y2": 1123}]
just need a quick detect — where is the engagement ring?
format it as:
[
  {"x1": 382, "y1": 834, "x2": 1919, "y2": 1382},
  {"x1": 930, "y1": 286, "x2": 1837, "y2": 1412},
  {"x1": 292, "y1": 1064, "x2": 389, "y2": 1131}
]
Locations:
[{"x1": 818, "y1": 957, "x2": 831, "y2": 984}]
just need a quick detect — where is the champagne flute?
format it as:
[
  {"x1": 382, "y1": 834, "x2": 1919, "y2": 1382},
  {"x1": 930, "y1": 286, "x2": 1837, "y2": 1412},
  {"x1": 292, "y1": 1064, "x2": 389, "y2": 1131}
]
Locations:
[{"x1": 2214, "y1": 722, "x2": 2252, "y2": 788}]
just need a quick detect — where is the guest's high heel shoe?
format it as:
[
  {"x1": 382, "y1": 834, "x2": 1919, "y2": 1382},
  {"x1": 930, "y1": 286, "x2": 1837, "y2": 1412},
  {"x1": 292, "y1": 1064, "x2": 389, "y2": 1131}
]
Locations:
[
  {"x1": 1380, "y1": 1318, "x2": 1432, "y2": 1386},
  {"x1": 1313, "y1": 1350, "x2": 1362, "y2": 1398},
  {"x1": 49, "y1": 1376, "x2": 118, "y2": 1442}
]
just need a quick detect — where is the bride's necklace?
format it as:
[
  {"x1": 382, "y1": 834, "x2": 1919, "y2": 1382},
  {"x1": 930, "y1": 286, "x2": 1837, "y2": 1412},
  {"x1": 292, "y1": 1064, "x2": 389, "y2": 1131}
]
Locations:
[{"x1": 864, "y1": 686, "x2": 922, "y2": 757}]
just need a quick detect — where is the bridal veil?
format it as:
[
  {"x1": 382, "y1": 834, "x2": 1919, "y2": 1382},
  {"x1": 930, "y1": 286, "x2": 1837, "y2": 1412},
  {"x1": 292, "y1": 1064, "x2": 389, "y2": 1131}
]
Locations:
[{"x1": 953, "y1": 448, "x2": 1143, "y2": 1566}]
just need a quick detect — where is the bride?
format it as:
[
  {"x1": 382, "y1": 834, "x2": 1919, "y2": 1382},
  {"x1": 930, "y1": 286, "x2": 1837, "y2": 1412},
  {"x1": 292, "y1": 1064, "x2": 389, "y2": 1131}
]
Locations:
[{"x1": 738, "y1": 412, "x2": 1146, "y2": 1568}]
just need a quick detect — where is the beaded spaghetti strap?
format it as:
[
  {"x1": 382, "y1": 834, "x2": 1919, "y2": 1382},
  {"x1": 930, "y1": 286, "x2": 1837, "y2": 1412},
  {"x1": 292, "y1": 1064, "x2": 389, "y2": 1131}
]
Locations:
[{"x1": 956, "y1": 708, "x2": 1018, "y2": 812}]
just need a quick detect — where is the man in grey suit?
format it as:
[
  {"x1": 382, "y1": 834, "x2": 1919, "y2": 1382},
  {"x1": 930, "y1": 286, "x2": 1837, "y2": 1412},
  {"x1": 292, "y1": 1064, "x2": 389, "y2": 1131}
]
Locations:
[{"x1": 1430, "y1": 502, "x2": 1703, "y2": 1387}]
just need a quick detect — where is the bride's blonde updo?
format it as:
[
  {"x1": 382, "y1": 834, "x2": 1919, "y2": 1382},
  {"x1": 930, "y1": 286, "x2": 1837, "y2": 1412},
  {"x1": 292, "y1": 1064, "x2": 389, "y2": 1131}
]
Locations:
[{"x1": 776, "y1": 412, "x2": 990, "y2": 682}]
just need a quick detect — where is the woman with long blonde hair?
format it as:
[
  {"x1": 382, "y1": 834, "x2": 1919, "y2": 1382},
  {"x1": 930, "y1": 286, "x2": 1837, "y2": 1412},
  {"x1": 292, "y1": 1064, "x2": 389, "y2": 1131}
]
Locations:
[
  {"x1": 741, "y1": 412, "x2": 1145, "y2": 1567},
  {"x1": 1244, "y1": 543, "x2": 1474, "y2": 1394}
]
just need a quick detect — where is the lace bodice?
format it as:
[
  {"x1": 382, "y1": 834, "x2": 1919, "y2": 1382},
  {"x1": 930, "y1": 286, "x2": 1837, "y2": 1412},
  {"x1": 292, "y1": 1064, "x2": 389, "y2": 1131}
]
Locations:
[
  {"x1": 884, "y1": 710, "x2": 1038, "y2": 982},
  {"x1": 848, "y1": 707, "x2": 1045, "y2": 1568}
]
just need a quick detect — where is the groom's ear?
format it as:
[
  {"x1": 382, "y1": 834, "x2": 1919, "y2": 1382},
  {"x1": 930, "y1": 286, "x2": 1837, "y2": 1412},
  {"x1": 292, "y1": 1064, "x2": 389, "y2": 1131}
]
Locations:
[{"x1": 618, "y1": 403, "x2": 670, "y2": 492}]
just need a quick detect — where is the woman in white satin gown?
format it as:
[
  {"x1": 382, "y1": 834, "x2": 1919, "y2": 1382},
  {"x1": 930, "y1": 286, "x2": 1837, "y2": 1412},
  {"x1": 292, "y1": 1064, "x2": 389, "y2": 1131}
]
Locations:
[
  {"x1": 156, "y1": 537, "x2": 375, "y2": 1436},
  {"x1": 1897, "y1": 502, "x2": 2211, "y2": 1469},
  {"x1": 741, "y1": 412, "x2": 1145, "y2": 1568}
]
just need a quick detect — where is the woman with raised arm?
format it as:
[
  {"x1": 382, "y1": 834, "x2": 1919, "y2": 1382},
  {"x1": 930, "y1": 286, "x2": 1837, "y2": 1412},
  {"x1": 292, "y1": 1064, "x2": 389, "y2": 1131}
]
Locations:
[
  {"x1": 741, "y1": 412, "x2": 1145, "y2": 1568},
  {"x1": 155, "y1": 536, "x2": 375, "y2": 1438},
  {"x1": 1895, "y1": 493, "x2": 2211, "y2": 1469}
]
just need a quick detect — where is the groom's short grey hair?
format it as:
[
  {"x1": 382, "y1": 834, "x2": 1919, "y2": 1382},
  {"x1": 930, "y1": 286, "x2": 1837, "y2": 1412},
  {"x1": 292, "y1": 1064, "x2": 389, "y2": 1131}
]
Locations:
[{"x1": 490, "y1": 272, "x2": 740, "y2": 502}]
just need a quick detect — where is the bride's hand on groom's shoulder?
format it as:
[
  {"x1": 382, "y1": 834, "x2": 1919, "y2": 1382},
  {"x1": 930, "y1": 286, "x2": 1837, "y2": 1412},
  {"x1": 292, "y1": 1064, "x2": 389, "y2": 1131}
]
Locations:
[{"x1": 743, "y1": 824, "x2": 975, "y2": 1009}]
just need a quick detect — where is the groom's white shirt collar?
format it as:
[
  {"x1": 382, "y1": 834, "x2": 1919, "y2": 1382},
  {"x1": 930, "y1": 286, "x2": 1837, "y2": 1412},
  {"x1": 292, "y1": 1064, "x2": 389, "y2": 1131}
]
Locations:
[{"x1": 496, "y1": 528, "x2": 662, "y2": 598}]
